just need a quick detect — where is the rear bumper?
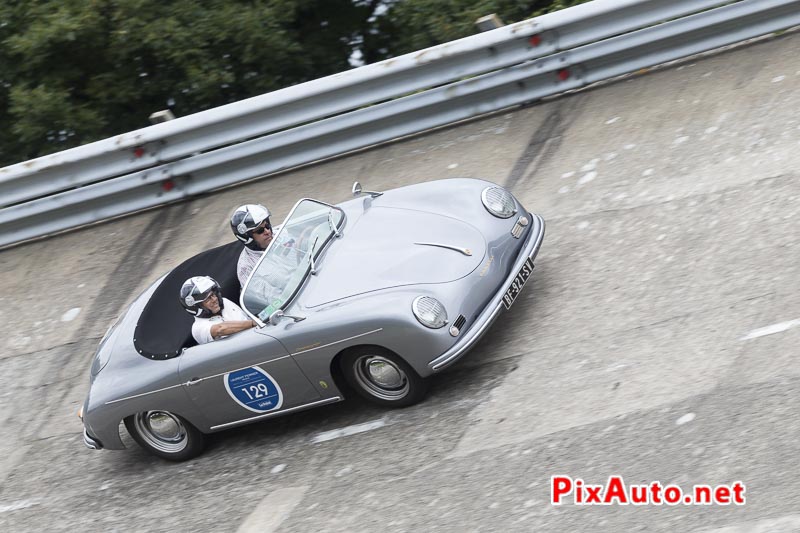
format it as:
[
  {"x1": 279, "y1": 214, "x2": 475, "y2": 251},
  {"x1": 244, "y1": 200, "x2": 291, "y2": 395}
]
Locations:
[
  {"x1": 83, "y1": 427, "x2": 103, "y2": 450},
  {"x1": 428, "y1": 213, "x2": 545, "y2": 372}
]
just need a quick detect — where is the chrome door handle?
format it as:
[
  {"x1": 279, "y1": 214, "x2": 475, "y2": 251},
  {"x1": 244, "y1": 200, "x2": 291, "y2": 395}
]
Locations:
[{"x1": 186, "y1": 377, "x2": 202, "y2": 386}]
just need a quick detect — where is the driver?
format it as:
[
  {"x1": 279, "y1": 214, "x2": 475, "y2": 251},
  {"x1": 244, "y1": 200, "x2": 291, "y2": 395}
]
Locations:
[
  {"x1": 230, "y1": 203, "x2": 309, "y2": 316},
  {"x1": 230, "y1": 204, "x2": 274, "y2": 289},
  {"x1": 179, "y1": 276, "x2": 256, "y2": 345}
]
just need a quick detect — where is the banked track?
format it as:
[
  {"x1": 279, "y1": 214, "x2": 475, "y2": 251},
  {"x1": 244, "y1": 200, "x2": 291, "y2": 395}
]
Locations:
[{"x1": 1, "y1": 29, "x2": 799, "y2": 533}]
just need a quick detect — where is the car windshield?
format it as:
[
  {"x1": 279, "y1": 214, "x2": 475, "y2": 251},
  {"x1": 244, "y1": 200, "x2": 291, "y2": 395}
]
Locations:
[{"x1": 241, "y1": 199, "x2": 344, "y2": 322}]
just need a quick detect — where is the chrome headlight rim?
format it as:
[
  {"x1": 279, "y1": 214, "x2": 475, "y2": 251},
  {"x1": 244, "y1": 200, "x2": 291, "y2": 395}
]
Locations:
[
  {"x1": 412, "y1": 296, "x2": 448, "y2": 329},
  {"x1": 481, "y1": 186, "x2": 517, "y2": 219}
]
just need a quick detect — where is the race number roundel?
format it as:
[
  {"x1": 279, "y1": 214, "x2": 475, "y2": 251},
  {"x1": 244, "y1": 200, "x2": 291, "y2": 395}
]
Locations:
[{"x1": 224, "y1": 367, "x2": 284, "y2": 413}]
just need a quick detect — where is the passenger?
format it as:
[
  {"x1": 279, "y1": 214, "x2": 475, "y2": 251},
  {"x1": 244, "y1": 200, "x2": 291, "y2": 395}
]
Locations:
[
  {"x1": 179, "y1": 276, "x2": 255, "y2": 345},
  {"x1": 230, "y1": 204, "x2": 274, "y2": 289}
]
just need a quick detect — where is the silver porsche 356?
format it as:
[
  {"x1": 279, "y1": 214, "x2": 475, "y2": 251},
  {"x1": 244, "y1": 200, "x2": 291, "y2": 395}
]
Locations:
[{"x1": 80, "y1": 178, "x2": 545, "y2": 460}]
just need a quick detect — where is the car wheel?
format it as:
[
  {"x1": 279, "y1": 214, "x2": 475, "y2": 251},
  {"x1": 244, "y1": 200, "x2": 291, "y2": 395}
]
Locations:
[
  {"x1": 341, "y1": 346, "x2": 429, "y2": 407},
  {"x1": 124, "y1": 411, "x2": 205, "y2": 462}
]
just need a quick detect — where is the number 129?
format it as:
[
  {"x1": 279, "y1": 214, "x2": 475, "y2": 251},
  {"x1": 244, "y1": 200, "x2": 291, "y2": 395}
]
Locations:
[{"x1": 241, "y1": 382, "x2": 270, "y2": 400}]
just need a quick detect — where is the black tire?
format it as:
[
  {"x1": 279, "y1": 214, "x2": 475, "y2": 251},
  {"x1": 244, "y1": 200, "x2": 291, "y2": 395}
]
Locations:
[
  {"x1": 340, "y1": 346, "x2": 429, "y2": 407},
  {"x1": 124, "y1": 411, "x2": 206, "y2": 462}
]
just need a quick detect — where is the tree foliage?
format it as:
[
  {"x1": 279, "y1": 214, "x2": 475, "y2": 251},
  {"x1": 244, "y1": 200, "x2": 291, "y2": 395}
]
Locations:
[
  {"x1": 363, "y1": 0, "x2": 590, "y2": 63},
  {"x1": 0, "y1": 0, "x2": 587, "y2": 167}
]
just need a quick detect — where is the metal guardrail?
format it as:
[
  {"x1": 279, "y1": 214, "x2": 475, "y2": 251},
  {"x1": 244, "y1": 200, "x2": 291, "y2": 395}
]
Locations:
[
  {"x1": 0, "y1": 0, "x2": 798, "y2": 247},
  {"x1": 0, "y1": 0, "x2": 732, "y2": 208}
]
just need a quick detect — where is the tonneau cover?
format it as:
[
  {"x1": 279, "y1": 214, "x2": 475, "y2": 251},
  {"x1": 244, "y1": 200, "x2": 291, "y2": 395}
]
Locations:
[{"x1": 133, "y1": 241, "x2": 244, "y2": 359}]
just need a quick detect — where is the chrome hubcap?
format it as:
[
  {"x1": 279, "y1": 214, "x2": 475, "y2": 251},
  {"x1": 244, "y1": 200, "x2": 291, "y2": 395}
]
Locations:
[
  {"x1": 367, "y1": 359, "x2": 403, "y2": 388},
  {"x1": 133, "y1": 411, "x2": 188, "y2": 454},
  {"x1": 354, "y1": 355, "x2": 409, "y2": 401},
  {"x1": 148, "y1": 412, "x2": 182, "y2": 440}
]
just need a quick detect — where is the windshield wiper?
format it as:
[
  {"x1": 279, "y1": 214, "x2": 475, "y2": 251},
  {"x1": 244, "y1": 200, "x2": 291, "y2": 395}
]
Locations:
[{"x1": 308, "y1": 235, "x2": 320, "y2": 275}]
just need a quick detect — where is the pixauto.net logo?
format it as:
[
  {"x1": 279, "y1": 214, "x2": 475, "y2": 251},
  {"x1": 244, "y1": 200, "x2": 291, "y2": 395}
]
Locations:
[{"x1": 551, "y1": 475, "x2": 746, "y2": 506}]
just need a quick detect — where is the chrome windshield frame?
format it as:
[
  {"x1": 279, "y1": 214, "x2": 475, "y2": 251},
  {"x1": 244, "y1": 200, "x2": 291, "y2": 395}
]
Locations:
[{"x1": 240, "y1": 198, "x2": 346, "y2": 326}]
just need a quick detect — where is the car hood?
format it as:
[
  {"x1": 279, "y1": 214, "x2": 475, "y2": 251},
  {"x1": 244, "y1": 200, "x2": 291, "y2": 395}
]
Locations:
[{"x1": 302, "y1": 206, "x2": 486, "y2": 307}]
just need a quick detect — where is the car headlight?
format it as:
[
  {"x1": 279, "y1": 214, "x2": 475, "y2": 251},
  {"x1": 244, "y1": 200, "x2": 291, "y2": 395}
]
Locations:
[
  {"x1": 412, "y1": 296, "x2": 448, "y2": 329},
  {"x1": 481, "y1": 186, "x2": 517, "y2": 218}
]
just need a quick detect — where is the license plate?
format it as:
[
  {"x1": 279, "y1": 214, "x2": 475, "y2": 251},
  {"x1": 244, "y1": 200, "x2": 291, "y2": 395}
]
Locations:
[{"x1": 502, "y1": 257, "x2": 534, "y2": 310}]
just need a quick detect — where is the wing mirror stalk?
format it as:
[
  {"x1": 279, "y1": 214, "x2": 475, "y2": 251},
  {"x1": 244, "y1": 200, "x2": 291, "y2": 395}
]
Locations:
[{"x1": 268, "y1": 309, "x2": 306, "y2": 325}]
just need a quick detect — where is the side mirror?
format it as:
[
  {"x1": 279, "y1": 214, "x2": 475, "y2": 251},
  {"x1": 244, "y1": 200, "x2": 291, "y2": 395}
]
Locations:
[
  {"x1": 352, "y1": 181, "x2": 383, "y2": 198},
  {"x1": 268, "y1": 309, "x2": 285, "y2": 326}
]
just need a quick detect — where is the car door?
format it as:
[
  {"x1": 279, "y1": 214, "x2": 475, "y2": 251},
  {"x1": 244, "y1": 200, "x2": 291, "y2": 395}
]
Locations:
[{"x1": 178, "y1": 328, "x2": 320, "y2": 430}]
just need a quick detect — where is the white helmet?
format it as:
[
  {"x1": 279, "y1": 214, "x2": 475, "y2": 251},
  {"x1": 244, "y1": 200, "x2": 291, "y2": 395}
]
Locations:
[
  {"x1": 230, "y1": 204, "x2": 271, "y2": 250},
  {"x1": 179, "y1": 276, "x2": 223, "y2": 318}
]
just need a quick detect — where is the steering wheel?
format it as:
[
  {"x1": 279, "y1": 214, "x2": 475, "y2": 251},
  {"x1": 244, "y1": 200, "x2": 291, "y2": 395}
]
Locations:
[{"x1": 283, "y1": 226, "x2": 315, "y2": 264}]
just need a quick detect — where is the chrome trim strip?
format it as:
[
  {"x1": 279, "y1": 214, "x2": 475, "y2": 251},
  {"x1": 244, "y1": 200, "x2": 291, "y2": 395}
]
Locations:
[
  {"x1": 107, "y1": 355, "x2": 296, "y2": 403},
  {"x1": 108, "y1": 330, "x2": 382, "y2": 403},
  {"x1": 181, "y1": 354, "x2": 295, "y2": 386},
  {"x1": 429, "y1": 213, "x2": 545, "y2": 371},
  {"x1": 210, "y1": 397, "x2": 341, "y2": 430},
  {"x1": 105, "y1": 383, "x2": 184, "y2": 405},
  {"x1": 291, "y1": 328, "x2": 383, "y2": 356},
  {"x1": 414, "y1": 242, "x2": 473, "y2": 256},
  {"x1": 175, "y1": 328, "x2": 380, "y2": 385}
]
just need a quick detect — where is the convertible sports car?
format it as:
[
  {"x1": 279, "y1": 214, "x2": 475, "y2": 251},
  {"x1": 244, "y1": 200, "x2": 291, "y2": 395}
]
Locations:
[{"x1": 80, "y1": 178, "x2": 545, "y2": 461}]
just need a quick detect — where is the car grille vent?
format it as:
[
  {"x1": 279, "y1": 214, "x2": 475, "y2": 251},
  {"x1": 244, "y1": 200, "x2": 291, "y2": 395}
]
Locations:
[{"x1": 453, "y1": 315, "x2": 466, "y2": 330}]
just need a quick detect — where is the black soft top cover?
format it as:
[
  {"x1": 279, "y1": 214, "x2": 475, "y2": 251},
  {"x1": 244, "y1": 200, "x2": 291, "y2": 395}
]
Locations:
[{"x1": 134, "y1": 241, "x2": 244, "y2": 359}]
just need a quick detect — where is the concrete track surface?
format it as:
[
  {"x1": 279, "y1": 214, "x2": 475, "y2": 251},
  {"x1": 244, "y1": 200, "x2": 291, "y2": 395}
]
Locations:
[{"x1": 1, "y1": 31, "x2": 799, "y2": 532}]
